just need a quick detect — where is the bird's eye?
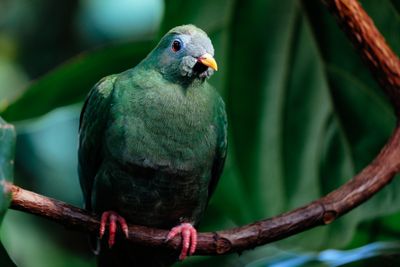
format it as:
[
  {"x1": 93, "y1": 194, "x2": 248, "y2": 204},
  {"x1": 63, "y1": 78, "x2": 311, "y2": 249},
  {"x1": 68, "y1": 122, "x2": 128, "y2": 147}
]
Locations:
[{"x1": 172, "y1": 40, "x2": 182, "y2": 52}]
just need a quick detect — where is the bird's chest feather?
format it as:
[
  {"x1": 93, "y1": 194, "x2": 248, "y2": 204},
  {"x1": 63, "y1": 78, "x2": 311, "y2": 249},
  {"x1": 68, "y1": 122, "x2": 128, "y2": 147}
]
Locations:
[{"x1": 106, "y1": 83, "x2": 217, "y2": 175}]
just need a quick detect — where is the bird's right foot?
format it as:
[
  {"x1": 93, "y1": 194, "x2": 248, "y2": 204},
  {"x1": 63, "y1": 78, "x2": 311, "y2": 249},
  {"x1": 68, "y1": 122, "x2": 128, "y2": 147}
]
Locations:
[
  {"x1": 99, "y1": 211, "x2": 129, "y2": 248},
  {"x1": 166, "y1": 223, "x2": 197, "y2": 260}
]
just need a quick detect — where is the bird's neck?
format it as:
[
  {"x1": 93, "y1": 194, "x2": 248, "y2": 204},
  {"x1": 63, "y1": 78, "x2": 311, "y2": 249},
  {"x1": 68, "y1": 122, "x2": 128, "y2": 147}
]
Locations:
[{"x1": 175, "y1": 76, "x2": 206, "y2": 89}]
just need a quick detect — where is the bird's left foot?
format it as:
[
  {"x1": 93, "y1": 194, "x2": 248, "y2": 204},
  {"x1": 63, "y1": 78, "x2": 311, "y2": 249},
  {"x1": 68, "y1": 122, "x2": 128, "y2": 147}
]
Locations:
[
  {"x1": 166, "y1": 223, "x2": 197, "y2": 261},
  {"x1": 99, "y1": 210, "x2": 129, "y2": 248}
]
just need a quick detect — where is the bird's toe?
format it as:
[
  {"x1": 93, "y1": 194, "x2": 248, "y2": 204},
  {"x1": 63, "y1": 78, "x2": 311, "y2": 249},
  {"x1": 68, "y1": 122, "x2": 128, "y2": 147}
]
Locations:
[
  {"x1": 166, "y1": 223, "x2": 197, "y2": 260},
  {"x1": 99, "y1": 211, "x2": 129, "y2": 248}
]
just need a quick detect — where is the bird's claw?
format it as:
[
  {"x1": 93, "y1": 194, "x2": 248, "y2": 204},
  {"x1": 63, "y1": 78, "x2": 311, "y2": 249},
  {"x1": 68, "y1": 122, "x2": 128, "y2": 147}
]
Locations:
[
  {"x1": 166, "y1": 223, "x2": 197, "y2": 261},
  {"x1": 99, "y1": 211, "x2": 129, "y2": 248}
]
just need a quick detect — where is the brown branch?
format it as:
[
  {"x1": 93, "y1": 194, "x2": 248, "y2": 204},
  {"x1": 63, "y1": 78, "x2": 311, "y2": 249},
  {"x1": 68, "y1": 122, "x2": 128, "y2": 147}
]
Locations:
[
  {"x1": 7, "y1": 124, "x2": 400, "y2": 255},
  {"x1": 7, "y1": 0, "x2": 400, "y2": 256},
  {"x1": 322, "y1": 0, "x2": 400, "y2": 108}
]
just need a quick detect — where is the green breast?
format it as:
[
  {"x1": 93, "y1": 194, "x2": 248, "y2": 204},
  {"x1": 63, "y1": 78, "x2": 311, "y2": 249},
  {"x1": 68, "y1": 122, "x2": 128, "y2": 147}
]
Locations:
[
  {"x1": 94, "y1": 70, "x2": 219, "y2": 226},
  {"x1": 106, "y1": 70, "x2": 218, "y2": 177}
]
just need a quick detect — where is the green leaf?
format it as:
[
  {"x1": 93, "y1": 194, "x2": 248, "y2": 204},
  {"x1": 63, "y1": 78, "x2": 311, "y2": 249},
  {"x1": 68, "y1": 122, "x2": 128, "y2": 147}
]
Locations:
[
  {"x1": 201, "y1": 0, "x2": 398, "y2": 255},
  {"x1": 0, "y1": 117, "x2": 16, "y2": 267},
  {"x1": 227, "y1": 0, "x2": 298, "y2": 220},
  {"x1": 0, "y1": 59, "x2": 28, "y2": 112},
  {"x1": 1, "y1": 41, "x2": 152, "y2": 122},
  {"x1": 161, "y1": 0, "x2": 233, "y2": 34},
  {"x1": 0, "y1": 117, "x2": 15, "y2": 226},
  {"x1": 0, "y1": 241, "x2": 16, "y2": 267},
  {"x1": 14, "y1": 104, "x2": 82, "y2": 205}
]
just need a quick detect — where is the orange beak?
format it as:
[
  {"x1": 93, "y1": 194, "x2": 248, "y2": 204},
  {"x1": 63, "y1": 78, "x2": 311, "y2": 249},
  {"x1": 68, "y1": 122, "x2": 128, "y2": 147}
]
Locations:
[{"x1": 198, "y1": 53, "x2": 218, "y2": 71}]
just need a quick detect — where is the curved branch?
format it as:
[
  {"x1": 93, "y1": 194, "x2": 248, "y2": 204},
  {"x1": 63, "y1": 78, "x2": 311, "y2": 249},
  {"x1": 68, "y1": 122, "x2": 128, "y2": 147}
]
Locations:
[
  {"x1": 7, "y1": 125, "x2": 400, "y2": 255},
  {"x1": 322, "y1": 0, "x2": 400, "y2": 106},
  {"x1": 7, "y1": 0, "x2": 400, "y2": 256}
]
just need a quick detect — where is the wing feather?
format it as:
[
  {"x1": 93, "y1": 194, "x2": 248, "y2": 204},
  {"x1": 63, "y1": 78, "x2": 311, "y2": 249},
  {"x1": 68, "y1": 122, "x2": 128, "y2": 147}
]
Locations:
[
  {"x1": 78, "y1": 75, "x2": 117, "y2": 210},
  {"x1": 207, "y1": 96, "x2": 228, "y2": 201}
]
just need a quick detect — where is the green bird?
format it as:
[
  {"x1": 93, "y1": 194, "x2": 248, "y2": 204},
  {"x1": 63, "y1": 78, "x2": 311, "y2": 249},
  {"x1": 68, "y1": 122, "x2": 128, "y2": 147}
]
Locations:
[{"x1": 78, "y1": 25, "x2": 227, "y2": 267}]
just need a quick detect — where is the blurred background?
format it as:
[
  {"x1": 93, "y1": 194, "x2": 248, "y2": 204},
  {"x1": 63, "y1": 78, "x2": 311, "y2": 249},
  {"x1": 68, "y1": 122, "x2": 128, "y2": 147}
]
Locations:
[{"x1": 0, "y1": 0, "x2": 400, "y2": 266}]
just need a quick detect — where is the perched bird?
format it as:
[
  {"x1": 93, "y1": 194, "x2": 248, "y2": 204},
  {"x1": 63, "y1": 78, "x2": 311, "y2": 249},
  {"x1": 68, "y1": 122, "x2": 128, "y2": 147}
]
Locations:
[{"x1": 78, "y1": 25, "x2": 227, "y2": 267}]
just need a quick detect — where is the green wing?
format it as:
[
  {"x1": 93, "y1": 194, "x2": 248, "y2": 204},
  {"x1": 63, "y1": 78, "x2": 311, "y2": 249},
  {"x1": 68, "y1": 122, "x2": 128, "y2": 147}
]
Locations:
[
  {"x1": 78, "y1": 75, "x2": 117, "y2": 210},
  {"x1": 208, "y1": 95, "x2": 228, "y2": 200}
]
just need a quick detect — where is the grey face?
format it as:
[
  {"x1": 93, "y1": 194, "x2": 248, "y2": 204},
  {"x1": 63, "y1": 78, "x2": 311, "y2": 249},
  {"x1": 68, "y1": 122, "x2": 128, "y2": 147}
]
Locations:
[
  {"x1": 155, "y1": 26, "x2": 218, "y2": 80},
  {"x1": 173, "y1": 33, "x2": 215, "y2": 78}
]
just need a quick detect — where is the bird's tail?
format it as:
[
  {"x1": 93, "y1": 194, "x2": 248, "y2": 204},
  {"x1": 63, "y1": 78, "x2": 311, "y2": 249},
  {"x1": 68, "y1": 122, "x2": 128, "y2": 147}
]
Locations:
[{"x1": 97, "y1": 240, "x2": 178, "y2": 267}]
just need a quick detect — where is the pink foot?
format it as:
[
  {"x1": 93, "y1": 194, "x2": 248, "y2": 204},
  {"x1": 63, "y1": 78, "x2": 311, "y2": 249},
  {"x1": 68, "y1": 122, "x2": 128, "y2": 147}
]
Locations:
[
  {"x1": 166, "y1": 223, "x2": 197, "y2": 260},
  {"x1": 99, "y1": 211, "x2": 129, "y2": 248}
]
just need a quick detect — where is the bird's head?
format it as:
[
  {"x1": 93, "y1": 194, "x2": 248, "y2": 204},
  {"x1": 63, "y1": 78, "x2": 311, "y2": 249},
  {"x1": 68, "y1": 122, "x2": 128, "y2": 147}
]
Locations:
[{"x1": 150, "y1": 25, "x2": 217, "y2": 82}]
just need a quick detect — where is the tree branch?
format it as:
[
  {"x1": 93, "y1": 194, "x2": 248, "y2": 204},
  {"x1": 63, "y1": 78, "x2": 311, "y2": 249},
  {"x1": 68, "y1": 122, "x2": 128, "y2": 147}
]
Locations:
[
  {"x1": 322, "y1": 0, "x2": 400, "y2": 107},
  {"x1": 7, "y1": 124, "x2": 400, "y2": 255},
  {"x1": 7, "y1": 0, "x2": 400, "y2": 256}
]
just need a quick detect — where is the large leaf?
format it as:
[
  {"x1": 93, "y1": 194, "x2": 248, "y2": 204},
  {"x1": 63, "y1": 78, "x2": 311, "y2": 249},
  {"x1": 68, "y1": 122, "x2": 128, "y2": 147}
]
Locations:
[
  {"x1": 0, "y1": 117, "x2": 15, "y2": 225},
  {"x1": 1, "y1": 41, "x2": 152, "y2": 122},
  {"x1": 0, "y1": 59, "x2": 28, "y2": 113},
  {"x1": 0, "y1": 241, "x2": 16, "y2": 267},
  {"x1": 0, "y1": 117, "x2": 16, "y2": 267},
  {"x1": 181, "y1": 0, "x2": 399, "y2": 257},
  {"x1": 14, "y1": 105, "x2": 81, "y2": 205},
  {"x1": 0, "y1": 117, "x2": 15, "y2": 267}
]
